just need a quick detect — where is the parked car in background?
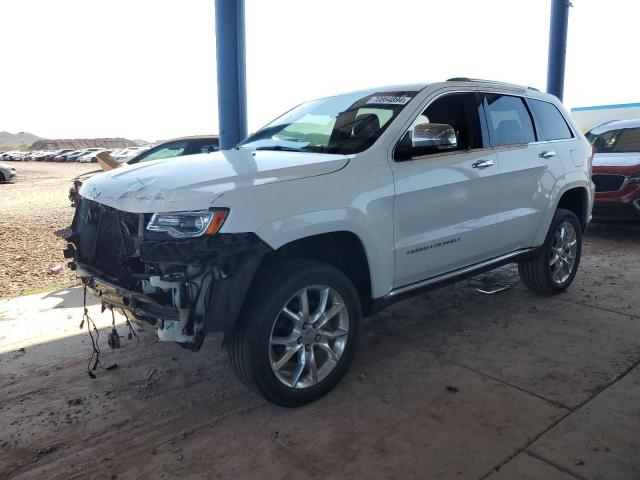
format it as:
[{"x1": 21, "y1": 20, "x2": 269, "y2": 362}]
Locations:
[
  {"x1": 33, "y1": 151, "x2": 53, "y2": 161},
  {"x1": 76, "y1": 152, "x2": 92, "y2": 163},
  {"x1": 109, "y1": 148, "x2": 125, "y2": 159},
  {"x1": 112, "y1": 146, "x2": 150, "y2": 163},
  {"x1": 68, "y1": 136, "x2": 219, "y2": 206},
  {"x1": 77, "y1": 148, "x2": 105, "y2": 163},
  {"x1": 66, "y1": 80, "x2": 593, "y2": 406},
  {"x1": 586, "y1": 119, "x2": 640, "y2": 223},
  {"x1": 64, "y1": 150, "x2": 89, "y2": 162},
  {"x1": 0, "y1": 163, "x2": 17, "y2": 182},
  {"x1": 45, "y1": 149, "x2": 74, "y2": 162},
  {"x1": 54, "y1": 150, "x2": 78, "y2": 162},
  {"x1": 8, "y1": 151, "x2": 27, "y2": 161}
]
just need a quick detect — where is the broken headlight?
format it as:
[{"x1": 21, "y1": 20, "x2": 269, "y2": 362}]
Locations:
[{"x1": 147, "y1": 210, "x2": 228, "y2": 238}]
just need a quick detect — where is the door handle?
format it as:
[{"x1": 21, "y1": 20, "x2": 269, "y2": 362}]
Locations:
[
  {"x1": 539, "y1": 151, "x2": 556, "y2": 159},
  {"x1": 472, "y1": 159, "x2": 495, "y2": 169}
]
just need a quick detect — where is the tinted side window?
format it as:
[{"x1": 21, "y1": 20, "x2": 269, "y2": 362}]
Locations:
[
  {"x1": 586, "y1": 129, "x2": 620, "y2": 153},
  {"x1": 612, "y1": 128, "x2": 640, "y2": 153},
  {"x1": 418, "y1": 92, "x2": 485, "y2": 151},
  {"x1": 191, "y1": 138, "x2": 220, "y2": 154},
  {"x1": 586, "y1": 128, "x2": 640, "y2": 153},
  {"x1": 529, "y1": 99, "x2": 573, "y2": 141},
  {"x1": 484, "y1": 94, "x2": 535, "y2": 146}
]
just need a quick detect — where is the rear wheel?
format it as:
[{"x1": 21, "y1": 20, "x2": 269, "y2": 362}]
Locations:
[
  {"x1": 229, "y1": 258, "x2": 361, "y2": 407},
  {"x1": 518, "y1": 209, "x2": 582, "y2": 293}
]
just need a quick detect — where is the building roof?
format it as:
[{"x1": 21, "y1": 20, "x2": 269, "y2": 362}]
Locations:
[{"x1": 571, "y1": 102, "x2": 640, "y2": 112}]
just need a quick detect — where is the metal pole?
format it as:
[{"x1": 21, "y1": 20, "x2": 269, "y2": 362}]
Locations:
[
  {"x1": 546, "y1": 0, "x2": 571, "y2": 101},
  {"x1": 215, "y1": 0, "x2": 247, "y2": 149}
]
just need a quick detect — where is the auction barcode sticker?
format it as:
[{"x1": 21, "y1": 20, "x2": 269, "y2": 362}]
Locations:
[{"x1": 366, "y1": 95, "x2": 412, "y2": 105}]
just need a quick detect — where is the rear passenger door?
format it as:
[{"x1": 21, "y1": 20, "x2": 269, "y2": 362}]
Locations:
[
  {"x1": 528, "y1": 98, "x2": 576, "y2": 177},
  {"x1": 482, "y1": 93, "x2": 565, "y2": 252}
]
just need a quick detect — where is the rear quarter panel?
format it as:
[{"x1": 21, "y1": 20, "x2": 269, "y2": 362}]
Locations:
[{"x1": 529, "y1": 95, "x2": 594, "y2": 245}]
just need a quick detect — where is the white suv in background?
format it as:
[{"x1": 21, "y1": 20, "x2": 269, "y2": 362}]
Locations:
[
  {"x1": 66, "y1": 78, "x2": 594, "y2": 406},
  {"x1": 76, "y1": 148, "x2": 107, "y2": 163}
]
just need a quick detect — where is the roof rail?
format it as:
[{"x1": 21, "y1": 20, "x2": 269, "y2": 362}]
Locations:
[{"x1": 446, "y1": 77, "x2": 539, "y2": 91}]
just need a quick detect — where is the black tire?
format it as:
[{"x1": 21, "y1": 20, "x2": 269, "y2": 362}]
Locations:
[
  {"x1": 518, "y1": 208, "x2": 582, "y2": 294},
  {"x1": 229, "y1": 258, "x2": 361, "y2": 407}
]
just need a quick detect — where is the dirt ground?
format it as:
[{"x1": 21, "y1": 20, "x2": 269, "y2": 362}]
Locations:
[
  {"x1": 0, "y1": 222, "x2": 639, "y2": 479},
  {"x1": 0, "y1": 162, "x2": 94, "y2": 298}
]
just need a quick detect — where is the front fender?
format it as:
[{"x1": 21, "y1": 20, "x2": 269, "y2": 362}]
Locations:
[
  {"x1": 212, "y1": 159, "x2": 396, "y2": 298},
  {"x1": 254, "y1": 207, "x2": 391, "y2": 295}
]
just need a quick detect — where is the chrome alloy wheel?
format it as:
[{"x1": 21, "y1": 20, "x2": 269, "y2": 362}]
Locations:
[
  {"x1": 549, "y1": 221, "x2": 578, "y2": 285},
  {"x1": 269, "y1": 285, "x2": 349, "y2": 389}
]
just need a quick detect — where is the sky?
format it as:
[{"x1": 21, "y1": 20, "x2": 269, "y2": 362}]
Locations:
[{"x1": 0, "y1": 0, "x2": 638, "y2": 142}]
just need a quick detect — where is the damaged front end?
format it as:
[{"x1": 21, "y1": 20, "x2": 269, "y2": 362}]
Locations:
[{"x1": 64, "y1": 198, "x2": 271, "y2": 350}]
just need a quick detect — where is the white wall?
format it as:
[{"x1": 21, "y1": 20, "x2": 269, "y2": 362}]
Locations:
[{"x1": 571, "y1": 105, "x2": 640, "y2": 132}]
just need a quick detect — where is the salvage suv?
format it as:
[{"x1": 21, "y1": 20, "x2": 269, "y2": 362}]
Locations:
[{"x1": 65, "y1": 78, "x2": 594, "y2": 406}]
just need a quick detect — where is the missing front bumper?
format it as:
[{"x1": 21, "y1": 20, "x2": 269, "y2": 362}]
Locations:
[
  {"x1": 78, "y1": 262, "x2": 180, "y2": 323},
  {"x1": 70, "y1": 234, "x2": 272, "y2": 349},
  {"x1": 68, "y1": 199, "x2": 273, "y2": 348}
]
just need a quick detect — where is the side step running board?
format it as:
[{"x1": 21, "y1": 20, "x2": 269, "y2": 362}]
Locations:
[{"x1": 386, "y1": 248, "x2": 534, "y2": 299}]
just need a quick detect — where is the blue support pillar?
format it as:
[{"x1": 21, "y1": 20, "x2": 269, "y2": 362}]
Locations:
[
  {"x1": 215, "y1": 0, "x2": 247, "y2": 149},
  {"x1": 546, "y1": 0, "x2": 571, "y2": 101}
]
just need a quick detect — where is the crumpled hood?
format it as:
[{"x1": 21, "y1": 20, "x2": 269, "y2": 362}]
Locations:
[
  {"x1": 79, "y1": 149, "x2": 349, "y2": 213},
  {"x1": 593, "y1": 153, "x2": 640, "y2": 168}
]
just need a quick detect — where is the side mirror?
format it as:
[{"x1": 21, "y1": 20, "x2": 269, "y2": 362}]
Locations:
[
  {"x1": 413, "y1": 123, "x2": 457, "y2": 151},
  {"x1": 395, "y1": 123, "x2": 457, "y2": 160}
]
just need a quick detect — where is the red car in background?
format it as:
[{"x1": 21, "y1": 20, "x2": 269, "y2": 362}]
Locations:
[{"x1": 586, "y1": 119, "x2": 640, "y2": 223}]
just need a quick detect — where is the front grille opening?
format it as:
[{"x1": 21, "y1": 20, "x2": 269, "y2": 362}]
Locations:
[{"x1": 75, "y1": 200, "x2": 141, "y2": 281}]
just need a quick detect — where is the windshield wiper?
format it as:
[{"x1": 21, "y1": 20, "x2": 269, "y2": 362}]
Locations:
[{"x1": 254, "y1": 146, "x2": 305, "y2": 152}]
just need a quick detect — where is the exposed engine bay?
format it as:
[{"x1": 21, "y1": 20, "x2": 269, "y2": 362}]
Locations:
[{"x1": 65, "y1": 198, "x2": 270, "y2": 350}]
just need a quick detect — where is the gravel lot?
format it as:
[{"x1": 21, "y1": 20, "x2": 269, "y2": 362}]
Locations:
[{"x1": 0, "y1": 162, "x2": 96, "y2": 298}]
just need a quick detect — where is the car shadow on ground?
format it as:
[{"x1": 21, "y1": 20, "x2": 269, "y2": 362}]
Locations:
[
  {"x1": 587, "y1": 221, "x2": 640, "y2": 240},
  {"x1": 42, "y1": 286, "x2": 100, "y2": 309}
]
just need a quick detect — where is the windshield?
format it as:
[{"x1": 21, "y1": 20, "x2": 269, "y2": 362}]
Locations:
[{"x1": 238, "y1": 91, "x2": 417, "y2": 154}]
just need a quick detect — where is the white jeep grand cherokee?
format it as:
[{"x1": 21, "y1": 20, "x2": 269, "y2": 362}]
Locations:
[{"x1": 66, "y1": 78, "x2": 594, "y2": 406}]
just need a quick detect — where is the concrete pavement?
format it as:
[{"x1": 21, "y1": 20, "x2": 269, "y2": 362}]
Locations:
[{"x1": 0, "y1": 223, "x2": 639, "y2": 479}]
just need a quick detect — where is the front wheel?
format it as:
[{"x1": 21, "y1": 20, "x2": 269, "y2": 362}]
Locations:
[
  {"x1": 518, "y1": 208, "x2": 582, "y2": 294},
  {"x1": 229, "y1": 258, "x2": 361, "y2": 407}
]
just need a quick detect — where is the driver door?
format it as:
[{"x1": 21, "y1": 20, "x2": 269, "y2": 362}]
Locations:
[{"x1": 390, "y1": 91, "x2": 501, "y2": 288}]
